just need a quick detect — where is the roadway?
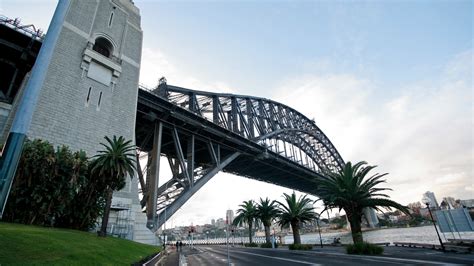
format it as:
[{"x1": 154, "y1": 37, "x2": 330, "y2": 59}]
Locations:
[{"x1": 172, "y1": 245, "x2": 474, "y2": 266}]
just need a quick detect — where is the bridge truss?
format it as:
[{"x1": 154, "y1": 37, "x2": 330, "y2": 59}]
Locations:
[{"x1": 135, "y1": 82, "x2": 344, "y2": 231}]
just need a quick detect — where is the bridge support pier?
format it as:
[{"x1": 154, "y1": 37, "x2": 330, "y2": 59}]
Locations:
[
  {"x1": 152, "y1": 152, "x2": 239, "y2": 230},
  {"x1": 139, "y1": 122, "x2": 241, "y2": 231},
  {"x1": 146, "y1": 122, "x2": 162, "y2": 228}
]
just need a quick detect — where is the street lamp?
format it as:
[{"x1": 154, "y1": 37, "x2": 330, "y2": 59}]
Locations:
[
  {"x1": 313, "y1": 199, "x2": 324, "y2": 248},
  {"x1": 161, "y1": 182, "x2": 170, "y2": 247},
  {"x1": 315, "y1": 213, "x2": 323, "y2": 248},
  {"x1": 422, "y1": 196, "x2": 445, "y2": 251},
  {"x1": 206, "y1": 231, "x2": 209, "y2": 245}
]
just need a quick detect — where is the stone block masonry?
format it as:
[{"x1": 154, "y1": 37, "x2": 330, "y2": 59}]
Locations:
[{"x1": 14, "y1": 0, "x2": 156, "y2": 245}]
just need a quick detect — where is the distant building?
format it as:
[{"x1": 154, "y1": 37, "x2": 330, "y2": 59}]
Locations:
[
  {"x1": 460, "y1": 199, "x2": 474, "y2": 208},
  {"x1": 211, "y1": 219, "x2": 216, "y2": 226},
  {"x1": 363, "y1": 208, "x2": 379, "y2": 228},
  {"x1": 216, "y1": 218, "x2": 225, "y2": 229},
  {"x1": 388, "y1": 215, "x2": 399, "y2": 223},
  {"x1": 408, "y1": 201, "x2": 423, "y2": 215},
  {"x1": 423, "y1": 191, "x2": 440, "y2": 209},
  {"x1": 195, "y1": 225, "x2": 203, "y2": 234},
  {"x1": 226, "y1": 209, "x2": 234, "y2": 225},
  {"x1": 440, "y1": 197, "x2": 458, "y2": 209}
]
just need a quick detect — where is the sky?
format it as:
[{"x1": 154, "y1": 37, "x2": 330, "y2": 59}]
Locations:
[{"x1": 1, "y1": 0, "x2": 472, "y2": 227}]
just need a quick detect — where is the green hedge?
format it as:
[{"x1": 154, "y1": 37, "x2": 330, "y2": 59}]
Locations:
[
  {"x1": 244, "y1": 242, "x2": 258, "y2": 247},
  {"x1": 346, "y1": 242, "x2": 384, "y2": 255},
  {"x1": 289, "y1": 244, "x2": 313, "y2": 250},
  {"x1": 260, "y1": 243, "x2": 278, "y2": 248}
]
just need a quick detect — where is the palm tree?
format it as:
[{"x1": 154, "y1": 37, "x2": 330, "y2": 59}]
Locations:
[
  {"x1": 277, "y1": 192, "x2": 316, "y2": 245},
  {"x1": 316, "y1": 161, "x2": 409, "y2": 244},
  {"x1": 233, "y1": 200, "x2": 257, "y2": 244},
  {"x1": 90, "y1": 136, "x2": 136, "y2": 237},
  {"x1": 256, "y1": 197, "x2": 280, "y2": 244}
]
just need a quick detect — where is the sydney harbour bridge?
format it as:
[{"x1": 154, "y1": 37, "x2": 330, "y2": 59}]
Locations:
[
  {"x1": 0, "y1": 8, "x2": 344, "y2": 237},
  {"x1": 136, "y1": 82, "x2": 344, "y2": 231}
]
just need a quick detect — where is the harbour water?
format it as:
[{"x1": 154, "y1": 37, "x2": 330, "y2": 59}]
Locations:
[{"x1": 284, "y1": 226, "x2": 474, "y2": 245}]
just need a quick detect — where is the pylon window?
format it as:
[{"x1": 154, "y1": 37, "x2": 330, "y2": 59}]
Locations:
[{"x1": 93, "y1": 37, "x2": 113, "y2": 58}]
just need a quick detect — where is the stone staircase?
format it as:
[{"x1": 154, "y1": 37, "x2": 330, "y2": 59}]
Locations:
[{"x1": 132, "y1": 203, "x2": 159, "y2": 245}]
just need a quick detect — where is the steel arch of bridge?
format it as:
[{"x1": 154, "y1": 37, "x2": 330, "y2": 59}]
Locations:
[
  {"x1": 136, "y1": 83, "x2": 344, "y2": 231},
  {"x1": 156, "y1": 83, "x2": 344, "y2": 172}
]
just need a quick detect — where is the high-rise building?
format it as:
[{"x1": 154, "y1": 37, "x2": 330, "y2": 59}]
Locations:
[
  {"x1": 211, "y1": 219, "x2": 216, "y2": 226},
  {"x1": 226, "y1": 209, "x2": 234, "y2": 225},
  {"x1": 216, "y1": 218, "x2": 225, "y2": 229},
  {"x1": 363, "y1": 207, "x2": 379, "y2": 228},
  {"x1": 423, "y1": 191, "x2": 440, "y2": 209}
]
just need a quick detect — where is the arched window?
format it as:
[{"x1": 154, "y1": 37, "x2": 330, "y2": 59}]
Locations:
[{"x1": 92, "y1": 37, "x2": 113, "y2": 58}]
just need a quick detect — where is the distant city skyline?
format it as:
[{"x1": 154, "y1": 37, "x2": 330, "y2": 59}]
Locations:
[{"x1": 1, "y1": 0, "x2": 472, "y2": 226}]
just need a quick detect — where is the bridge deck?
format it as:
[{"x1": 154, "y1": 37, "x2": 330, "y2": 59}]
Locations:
[{"x1": 136, "y1": 89, "x2": 322, "y2": 195}]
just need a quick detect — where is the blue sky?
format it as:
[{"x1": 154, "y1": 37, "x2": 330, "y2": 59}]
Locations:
[
  {"x1": 1, "y1": 0, "x2": 472, "y2": 226},
  {"x1": 138, "y1": 0, "x2": 472, "y2": 95}
]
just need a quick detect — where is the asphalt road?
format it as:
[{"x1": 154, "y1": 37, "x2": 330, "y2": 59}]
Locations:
[{"x1": 181, "y1": 245, "x2": 474, "y2": 266}]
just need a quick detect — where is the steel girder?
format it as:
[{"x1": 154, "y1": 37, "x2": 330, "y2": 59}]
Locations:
[
  {"x1": 136, "y1": 83, "x2": 345, "y2": 231},
  {"x1": 154, "y1": 83, "x2": 344, "y2": 173},
  {"x1": 140, "y1": 120, "x2": 241, "y2": 231}
]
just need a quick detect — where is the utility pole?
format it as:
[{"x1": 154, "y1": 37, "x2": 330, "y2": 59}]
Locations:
[
  {"x1": 271, "y1": 227, "x2": 275, "y2": 249},
  {"x1": 226, "y1": 215, "x2": 231, "y2": 266}
]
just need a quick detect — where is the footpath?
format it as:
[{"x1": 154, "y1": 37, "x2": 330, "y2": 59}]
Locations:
[{"x1": 151, "y1": 244, "x2": 474, "y2": 265}]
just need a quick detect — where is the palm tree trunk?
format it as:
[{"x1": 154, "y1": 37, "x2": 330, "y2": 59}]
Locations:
[
  {"x1": 348, "y1": 214, "x2": 363, "y2": 244},
  {"x1": 291, "y1": 221, "x2": 301, "y2": 244},
  {"x1": 99, "y1": 187, "x2": 113, "y2": 237},
  {"x1": 248, "y1": 221, "x2": 253, "y2": 244},
  {"x1": 264, "y1": 225, "x2": 271, "y2": 244}
]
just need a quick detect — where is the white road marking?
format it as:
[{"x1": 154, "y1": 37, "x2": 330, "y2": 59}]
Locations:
[
  {"x1": 309, "y1": 251, "x2": 460, "y2": 265},
  {"x1": 179, "y1": 253, "x2": 187, "y2": 266}
]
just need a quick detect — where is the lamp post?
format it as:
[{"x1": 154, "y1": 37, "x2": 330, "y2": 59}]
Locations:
[
  {"x1": 316, "y1": 213, "x2": 323, "y2": 248},
  {"x1": 313, "y1": 199, "x2": 324, "y2": 248},
  {"x1": 271, "y1": 227, "x2": 275, "y2": 249},
  {"x1": 162, "y1": 182, "x2": 170, "y2": 247},
  {"x1": 206, "y1": 231, "x2": 209, "y2": 245},
  {"x1": 422, "y1": 197, "x2": 445, "y2": 251}
]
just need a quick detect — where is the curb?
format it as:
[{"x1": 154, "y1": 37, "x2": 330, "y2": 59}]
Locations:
[{"x1": 142, "y1": 251, "x2": 162, "y2": 266}]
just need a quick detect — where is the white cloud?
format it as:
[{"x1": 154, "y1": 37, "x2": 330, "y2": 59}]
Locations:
[
  {"x1": 140, "y1": 47, "x2": 472, "y2": 226},
  {"x1": 140, "y1": 48, "x2": 315, "y2": 226},
  {"x1": 162, "y1": 172, "x2": 316, "y2": 226},
  {"x1": 271, "y1": 50, "x2": 473, "y2": 205},
  {"x1": 139, "y1": 47, "x2": 236, "y2": 94}
]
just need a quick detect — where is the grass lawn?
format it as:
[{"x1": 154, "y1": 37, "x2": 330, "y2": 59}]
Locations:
[{"x1": 0, "y1": 222, "x2": 161, "y2": 265}]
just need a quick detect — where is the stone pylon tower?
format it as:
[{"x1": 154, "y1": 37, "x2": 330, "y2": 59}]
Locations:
[{"x1": 20, "y1": 0, "x2": 156, "y2": 244}]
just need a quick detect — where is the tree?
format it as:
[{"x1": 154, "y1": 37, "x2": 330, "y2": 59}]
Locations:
[
  {"x1": 316, "y1": 161, "x2": 409, "y2": 244},
  {"x1": 233, "y1": 200, "x2": 257, "y2": 244},
  {"x1": 3, "y1": 139, "x2": 104, "y2": 230},
  {"x1": 256, "y1": 197, "x2": 280, "y2": 244},
  {"x1": 277, "y1": 192, "x2": 316, "y2": 245},
  {"x1": 90, "y1": 136, "x2": 136, "y2": 237}
]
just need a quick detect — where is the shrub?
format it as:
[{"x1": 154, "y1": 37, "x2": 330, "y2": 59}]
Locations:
[
  {"x1": 260, "y1": 242, "x2": 278, "y2": 248},
  {"x1": 289, "y1": 244, "x2": 313, "y2": 250},
  {"x1": 3, "y1": 139, "x2": 107, "y2": 231},
  {"x1": 244, "y1": 243, "x2": 258, "y2": 247},
  {"x1": 346, "y1": 242, "x2": 384, "y2": 255}
]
